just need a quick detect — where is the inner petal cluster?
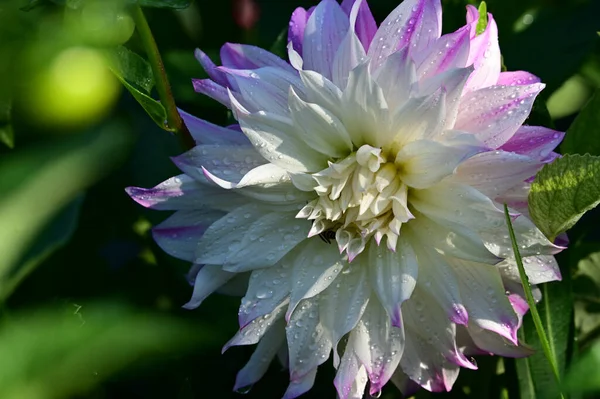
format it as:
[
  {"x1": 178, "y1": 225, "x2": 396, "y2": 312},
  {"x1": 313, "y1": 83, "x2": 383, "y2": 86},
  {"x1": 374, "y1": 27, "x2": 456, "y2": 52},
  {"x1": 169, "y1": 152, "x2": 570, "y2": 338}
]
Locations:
[{"x1": 297, "y1": 144, "x2": 413, "y2": 260}]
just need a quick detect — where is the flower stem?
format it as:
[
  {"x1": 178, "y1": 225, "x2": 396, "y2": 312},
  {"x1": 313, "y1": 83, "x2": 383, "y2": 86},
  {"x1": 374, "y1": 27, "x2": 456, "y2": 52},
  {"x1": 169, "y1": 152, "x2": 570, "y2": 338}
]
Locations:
[
  {"x1": 131, "y1": 5, "x2": 195, "y2": 149},
  {"x1": 503, "y1": 204, "x2": 564, "y2": 398}
]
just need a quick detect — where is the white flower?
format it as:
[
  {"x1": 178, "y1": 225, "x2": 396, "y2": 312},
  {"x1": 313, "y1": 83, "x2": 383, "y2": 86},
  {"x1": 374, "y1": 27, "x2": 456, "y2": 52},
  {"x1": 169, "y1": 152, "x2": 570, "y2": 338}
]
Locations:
[{"x1": 127, "y1": 0, "x2": 566, "y2": 397}]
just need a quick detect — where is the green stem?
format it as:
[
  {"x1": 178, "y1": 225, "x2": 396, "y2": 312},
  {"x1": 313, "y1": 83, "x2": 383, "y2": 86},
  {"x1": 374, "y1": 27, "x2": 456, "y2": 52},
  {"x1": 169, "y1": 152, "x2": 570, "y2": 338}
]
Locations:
[
  {"x1": 131, "y1": 6, "x2": 194, "y2": 149},
  {"x1": 503, "y1": 204, "x2": 564, "y2": 398}
]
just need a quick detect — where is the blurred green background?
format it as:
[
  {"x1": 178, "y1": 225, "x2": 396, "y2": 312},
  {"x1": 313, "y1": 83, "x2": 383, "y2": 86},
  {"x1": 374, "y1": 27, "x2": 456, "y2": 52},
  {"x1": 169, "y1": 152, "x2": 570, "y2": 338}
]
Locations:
[{"x1": 0, "y1": 0, "x2": 599, "y2": 398}]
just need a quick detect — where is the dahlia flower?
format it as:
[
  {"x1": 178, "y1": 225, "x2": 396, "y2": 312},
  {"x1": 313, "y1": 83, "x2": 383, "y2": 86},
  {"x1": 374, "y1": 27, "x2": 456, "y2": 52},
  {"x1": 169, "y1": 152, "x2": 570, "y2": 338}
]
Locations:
[{"x1": 127, "y1": 0, "x2": 566, "y2": 396}]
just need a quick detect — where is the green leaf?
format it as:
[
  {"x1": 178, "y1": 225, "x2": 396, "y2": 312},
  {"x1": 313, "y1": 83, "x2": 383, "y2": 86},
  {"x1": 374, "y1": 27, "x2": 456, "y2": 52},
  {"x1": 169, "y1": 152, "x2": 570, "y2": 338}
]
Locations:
[
  {"x1": 0, "y1": 302, "x2": 210, "y2": 399},
  {"x1": 21, "y1": 0, "x2": 191, "y2": 10},
  {"x1": 0, "y1": 121, "x2": 134, "y2": 294},
  {"x1": 561, "y1": 90, "x2": 600, "y2": 156},
  {"x1": 105, "y1": 46, "x2": 171, "y2": 131},
  {"x1": 504, "y1": 205, "x2": 566, "y2": 399},
  {"x1": 0, "y1": 99, "x2": 13, "y2": 149},
  {"x1": 0, "y1": 197, "x2": 84, "y2": 302},
  {"x1": 516, "y1": 280, "x2": 573, "y2": 399},
  {"x1": 573, "y1": 252, "x2": 600, "y2": 344},
  {"x1": 529, "y1": 154, "x2": 600, "y2": 241},
  {"x1": 476, "y1": 2, "x2": 488, "y2": 36},
  {"x1": 564, "y1": 340, "x2": 600, "y2": 394}
]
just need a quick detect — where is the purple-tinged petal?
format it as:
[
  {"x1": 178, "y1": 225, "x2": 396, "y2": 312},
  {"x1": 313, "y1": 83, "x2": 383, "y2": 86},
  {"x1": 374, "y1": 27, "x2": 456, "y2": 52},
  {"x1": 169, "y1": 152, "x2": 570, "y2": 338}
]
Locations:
[
  {"x1": 452, "y1": 260, "x2": 519, "y2": 345},
  {"x1": 219, "y1": 43, "x2": 296, "y2": 74},
  {"x1": 466, "y1": 324, "x2": 534, "y2": 358},
  {"x1": 220, "y1": 66, "x2": 304, "y2": 116},
  {"x1": 172, "y1": 144, "x2": 265, "y2": 184},
  {"x1": 182, "y1": 264, "x2": 236, "y2": 309},
  {"x1": 368, "y1": 235, "x2": 417, "y2": 327},
  {"x1": 465, "y1": 4, "x2": 479, "y2": 23},
  {"x1": 400, "y1": 330, "x2": 460, "y2": 392},
  {"x1": 403, "y1": 289, "x2": 477, "y2": 370},
  {"x1": 414, "y1": 27, "x2": 470, "y2": 79},
  {"x1": 497, "y1": 71, "x2": 541, "y2": 86},
  {"x1": 341, "y1": 0, "x2": 377, "y2": 52},
  {"x1": 334, "y1": 347, "x2": 368, "y2": 399},
  {"x1": 499, "y1": 255, "x2": 562, "y2": 286},
  {"x1": 352, "y1": 298, "x2": 405, "y2": 395},
  {"x1": 194, "y1": 48, "x2": 230, "y2": 87},
  {"x1": 499, "y1": 126, "x2": 564, "y2": 161},
  {"x1": 126, "y1": 174, "x2": 247, "y2": 212},
  {"x1": 233, "y1": 319, "x2": 286, "y2": 392},
  {"x1": 288, "y1": 7, "x2": 312, "y2": 55},
  {"x1": 178, "y1": 108, "x2": 249, "y2": 145},
  {"x1": 454, "y1": 83, "x2": 545, "y2": 148},
  {"x1": 192, "y1": 78, "x2": 231, "y2": 108},
  {"x1": 464, "y1": 12, "x2": 501, "y2": 91},
  {"x1": 302, "y1": 0, "x2": 349, "y2": 80},
  {"x1": 283, "y1": 368, "x2": 318, "y2": 399},
  {"x1": 153, "y1": 209, "x2": 223, "y2": 261},
  {"x1": 286, "y1": 297, "x2": 333, "y2": 381},
  {"x1": 390, "y1": 370, "x2": 421, "y2": 397},
  {"x1": 332, "y1": 0, "x2": 367, "y2": 89},
  {"x1": 452, "y1": 150, "x2": 544, "y2": 198},
  {"x1": 368, "y1": 0, "x2": 442, "y2": 69}
]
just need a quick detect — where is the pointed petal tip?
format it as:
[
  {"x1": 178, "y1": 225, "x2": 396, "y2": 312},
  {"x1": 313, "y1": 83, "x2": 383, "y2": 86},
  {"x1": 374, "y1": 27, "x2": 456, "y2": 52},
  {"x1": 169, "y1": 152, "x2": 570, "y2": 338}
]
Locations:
[{"x1": 450, "y1": 304, "x2": 469, "y2": 325}]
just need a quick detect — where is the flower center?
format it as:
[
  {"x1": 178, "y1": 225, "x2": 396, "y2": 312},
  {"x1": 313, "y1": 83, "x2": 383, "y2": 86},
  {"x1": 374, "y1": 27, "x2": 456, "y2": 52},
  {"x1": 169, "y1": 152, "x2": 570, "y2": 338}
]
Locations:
[{"x1": 297, "y1": 144, "x2": 414, "y2": 261}]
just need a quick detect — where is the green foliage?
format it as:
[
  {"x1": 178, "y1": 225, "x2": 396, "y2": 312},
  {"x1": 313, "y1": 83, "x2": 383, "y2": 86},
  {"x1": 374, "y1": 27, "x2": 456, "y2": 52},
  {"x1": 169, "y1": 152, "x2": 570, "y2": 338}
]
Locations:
[
  {"x1": 516, "y1": 279, "x2": 572, "y2": 399},
  {"x1": 529, "y1": 154, "x2": 600, "y2": 241},
  {"x1": 561, "y1": 90, "x2": 600, "y2": 156},
  {"x1": 105, "y1": 46, "x2": 171, "y2": 131},
  {"x1": 0, "y1": 121, "x2": 134, "y2": 295},
  {"x1": 21, "y1": 0, "x2": 191, "y2": 11},
  {"x1": 0, "y1": 100, "x2": 13, "y2": 149},
  {"x1": 564, "y1": 340, "x2": 600, "y2": 395},
  {"x1": 0, "y1": 302, "x2": 208, "y2": 399}
]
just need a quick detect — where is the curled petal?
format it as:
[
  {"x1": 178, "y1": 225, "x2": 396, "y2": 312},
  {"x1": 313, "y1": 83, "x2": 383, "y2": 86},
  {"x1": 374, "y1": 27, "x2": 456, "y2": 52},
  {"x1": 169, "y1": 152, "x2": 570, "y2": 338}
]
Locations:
[
  {"x1": 183, "y1": 265, "x2": 236, "y2": 309},
  {"x1": 220, "y1": 43, "x2": 296, "y2": 73}
]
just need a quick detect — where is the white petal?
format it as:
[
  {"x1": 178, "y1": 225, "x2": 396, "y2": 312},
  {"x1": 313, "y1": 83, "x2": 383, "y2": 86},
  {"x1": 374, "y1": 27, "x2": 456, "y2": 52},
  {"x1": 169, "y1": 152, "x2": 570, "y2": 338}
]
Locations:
[
  {"x1": 352, "y1": 298, "x2": 405, "y2": 395},
  {"x1": 238, "y1": 252, "x2": 294, "y2": 327},
  {"x1": 466, "y1": 324, "x2": 533, "y2": 358},
  {"x1": 341, "y1": 62, "x2": 389, "y2": 147},
  {"x1": 299, "y1": 70, "x2": 345, "y2": 119},
  {"x1": 410, "y1": 181, "x2": 506, "y2": 232},
  {"x1": 288, "y1": 88, "x2": 353, "y2": 157},
  {"x1": 232, "y1": 97, "x2": 328, "y2": 173},
  {"x1": 223, "y1": 300, "x2": 287, "y2": 351},
  {"x1": 372, "y1": 48, "x2": 417, "y2": 111},
  {"x1": 368, "y1": 237, "x2": 417, "y2": 327},
  {"x1": 182, "y1": 265, "x2": 236, "y2": 309},
  {"x1": 221, "y1": 212, "x2": 309, "y2": 272},
  {"x1": 233, "y1": 318, "x2": 286, "y2": 392},
  {"x1": 286, "y1": 297, "x2": 333, "y2": 380},
  {"x1": 395, "y1": 137, "x2": 484, "y2": 189},
  {"x1": 414, "y1": 27, "x2": 470, "y2": 80},
  {"x1": 405, "y1": 232, "x2": 470, "y2": 324},
  {"x1": 388, "y1": 89, "x2": 445, "y2": 147},
  {"x1": 319, "y1": 264, "x2": 370, "y2": 365},
  {"x1": 287, "y1": 240, "x2": 345, "y2": 319},
  {"x1": 452, "y1": 259, "x2": 519, "y2": 344},
  {"x1": 408, "y1": 212, "x2": 501, "y2": 265}
]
